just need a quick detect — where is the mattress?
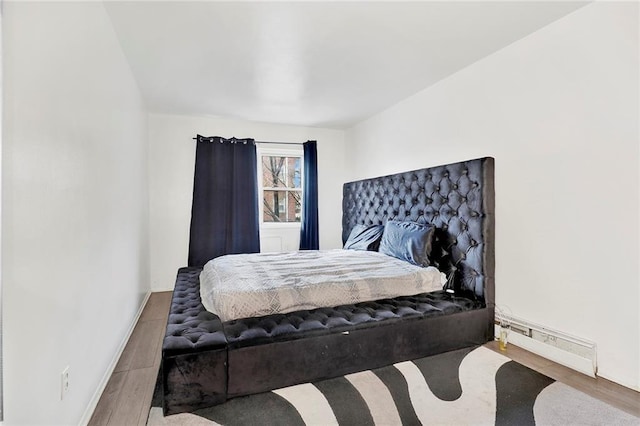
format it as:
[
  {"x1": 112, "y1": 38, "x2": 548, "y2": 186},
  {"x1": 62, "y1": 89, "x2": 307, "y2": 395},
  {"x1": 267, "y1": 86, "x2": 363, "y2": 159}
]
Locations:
[{"x1": 200, "y1": 249, "x2": 446, "y2": 322}]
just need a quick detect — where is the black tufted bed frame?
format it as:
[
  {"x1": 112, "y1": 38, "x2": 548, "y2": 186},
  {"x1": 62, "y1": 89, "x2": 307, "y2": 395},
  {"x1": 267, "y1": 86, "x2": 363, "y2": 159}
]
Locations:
[{"x1": 161, "y1": 157, "x2": 495, "y2": 415}]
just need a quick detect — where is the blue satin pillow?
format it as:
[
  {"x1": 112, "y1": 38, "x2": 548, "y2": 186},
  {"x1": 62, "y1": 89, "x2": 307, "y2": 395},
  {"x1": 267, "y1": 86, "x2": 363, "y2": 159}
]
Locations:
[
  {"x1": 379, "y1": 220, "x2": 435, "y2": 267},
  {"x1": 343, "y1": 224, "x2": 385, "y2": 251}
]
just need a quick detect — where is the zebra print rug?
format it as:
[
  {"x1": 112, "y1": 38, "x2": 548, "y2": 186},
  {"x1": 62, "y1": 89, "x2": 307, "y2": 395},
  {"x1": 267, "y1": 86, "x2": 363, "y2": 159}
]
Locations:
[{"x1": 147, "y1": 346, "x2": 638, "y2": 425}]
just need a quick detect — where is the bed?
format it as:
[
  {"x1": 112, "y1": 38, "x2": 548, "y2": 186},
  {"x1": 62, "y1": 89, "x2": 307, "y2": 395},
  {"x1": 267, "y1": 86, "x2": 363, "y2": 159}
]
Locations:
[{"x1": 161, "y1": 156, "x2": 495, "y2": 415}]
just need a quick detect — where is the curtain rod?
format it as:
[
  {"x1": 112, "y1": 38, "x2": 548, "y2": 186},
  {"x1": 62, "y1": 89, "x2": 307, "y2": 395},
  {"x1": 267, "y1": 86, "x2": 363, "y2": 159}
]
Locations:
[{"x1": 192, "y1": 136, "x2": 303, "y2": 146}]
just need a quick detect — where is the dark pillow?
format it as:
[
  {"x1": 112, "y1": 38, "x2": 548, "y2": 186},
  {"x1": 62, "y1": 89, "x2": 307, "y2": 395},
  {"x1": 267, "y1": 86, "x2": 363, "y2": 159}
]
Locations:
[
  {"x1": 343, "y1": 224, "x2": 385, "y2": 251},
  {"x1": 379, "y1": 220, "x2": 435, "y2": 267}
]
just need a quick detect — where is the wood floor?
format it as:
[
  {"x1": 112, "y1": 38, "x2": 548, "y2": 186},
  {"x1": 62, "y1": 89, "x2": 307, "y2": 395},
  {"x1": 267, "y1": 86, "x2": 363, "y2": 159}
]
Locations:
[
  {"x1": 89, "y1": 292, "x2": 640, "y2": 425},
  {"x1": 88, "y1": 292, "x2": 172, "y2": 426},
  {"x1": 486, "y1": 341, "x2": 640, "y2": 418}
]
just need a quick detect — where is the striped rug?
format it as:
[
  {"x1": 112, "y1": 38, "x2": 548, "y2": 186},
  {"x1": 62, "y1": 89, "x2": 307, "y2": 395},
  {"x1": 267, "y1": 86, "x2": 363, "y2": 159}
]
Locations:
[{"x1": 147, "y1": 346, "x2": 639, "y2": 425}]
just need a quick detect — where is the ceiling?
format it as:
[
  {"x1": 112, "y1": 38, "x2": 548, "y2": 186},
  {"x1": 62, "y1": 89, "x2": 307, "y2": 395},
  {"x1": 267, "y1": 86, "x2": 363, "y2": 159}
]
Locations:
[{"x1": 104, "y1": 1, "x2": 586, "y2": 129}]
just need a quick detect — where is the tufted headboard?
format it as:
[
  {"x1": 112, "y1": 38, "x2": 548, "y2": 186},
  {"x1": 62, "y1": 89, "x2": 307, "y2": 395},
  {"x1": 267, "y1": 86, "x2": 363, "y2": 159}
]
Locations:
[{"x1": 342, "y1": 157, "x2": 494, "y2": 302}]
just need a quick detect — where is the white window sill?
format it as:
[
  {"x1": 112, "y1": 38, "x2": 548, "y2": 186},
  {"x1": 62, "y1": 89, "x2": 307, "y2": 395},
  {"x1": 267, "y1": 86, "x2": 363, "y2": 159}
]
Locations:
[{"x1": 261, "y1": 222, "x2": 302, "y2": 229}]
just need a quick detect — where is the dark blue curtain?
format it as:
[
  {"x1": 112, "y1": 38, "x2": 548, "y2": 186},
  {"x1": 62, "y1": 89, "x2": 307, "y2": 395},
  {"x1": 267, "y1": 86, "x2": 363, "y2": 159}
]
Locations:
[
  {"x1": 299, "y1": 140, "x2": 319, "y2": 250},
  {"x1": 188, "y1": 135, "x2": 260, "y2": 267}
]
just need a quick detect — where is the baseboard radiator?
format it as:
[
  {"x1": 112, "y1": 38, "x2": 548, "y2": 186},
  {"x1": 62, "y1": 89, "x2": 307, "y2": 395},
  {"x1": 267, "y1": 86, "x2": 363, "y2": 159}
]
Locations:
[{"x1": 495, "y1": 314, "x2": 597, "y2": 377}]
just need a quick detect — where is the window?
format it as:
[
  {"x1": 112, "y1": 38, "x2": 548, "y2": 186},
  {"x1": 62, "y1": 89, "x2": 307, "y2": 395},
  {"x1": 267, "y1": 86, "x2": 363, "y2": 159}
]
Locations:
[{"x1": 258, "y1": 148, "x2": 303, "y2": 224}]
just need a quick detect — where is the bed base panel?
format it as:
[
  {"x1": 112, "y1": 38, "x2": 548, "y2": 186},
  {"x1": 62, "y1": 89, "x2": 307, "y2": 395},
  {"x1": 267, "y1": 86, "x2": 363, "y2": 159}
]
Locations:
[
  {"x1": 162, "y1": 349, "x2": 227, "y2": 415},
  {"x1": 226, "y1": 307, "x2": 490, "y2": 398}
]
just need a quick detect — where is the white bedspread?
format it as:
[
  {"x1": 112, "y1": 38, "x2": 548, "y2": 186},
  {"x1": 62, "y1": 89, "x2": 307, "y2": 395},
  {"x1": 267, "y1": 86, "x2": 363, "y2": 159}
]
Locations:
[{"x1": 199, "y1": 249, "x2": 445, "y2": 322}]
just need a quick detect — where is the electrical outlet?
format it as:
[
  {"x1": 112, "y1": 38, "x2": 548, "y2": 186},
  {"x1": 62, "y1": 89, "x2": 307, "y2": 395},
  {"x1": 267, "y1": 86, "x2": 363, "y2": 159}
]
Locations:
[{"x1": 61, "y1": 366, "x2": 70, "y2": 400}]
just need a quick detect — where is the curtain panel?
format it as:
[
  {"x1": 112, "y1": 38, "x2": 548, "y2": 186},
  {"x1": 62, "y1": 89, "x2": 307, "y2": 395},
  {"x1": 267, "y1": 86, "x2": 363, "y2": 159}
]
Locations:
[
  {"x1": 299, "y1": 140, "x2": 319, "y2": 250},
  {"x1": 188, "y1": 135, "x2": 260, "y2": 267}
]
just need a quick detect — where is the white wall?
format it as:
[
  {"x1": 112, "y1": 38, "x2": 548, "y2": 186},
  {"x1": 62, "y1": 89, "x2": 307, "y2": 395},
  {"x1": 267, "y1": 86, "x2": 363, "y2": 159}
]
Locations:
[
  {"x1": 3, "y1": 2, "x2": 149, "y2": 424},
  {"x1": 149, "y1": 113, "x2": 345, "y2": 291},
  {"x1": 346, "y1": 2, "x2": 639, "y2": 390}
]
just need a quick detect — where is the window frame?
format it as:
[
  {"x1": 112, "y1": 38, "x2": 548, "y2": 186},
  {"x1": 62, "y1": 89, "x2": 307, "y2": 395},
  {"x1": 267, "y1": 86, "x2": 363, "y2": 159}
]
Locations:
[{"x1": 257, "y1": 145, "x2": 304, "y2": 228}]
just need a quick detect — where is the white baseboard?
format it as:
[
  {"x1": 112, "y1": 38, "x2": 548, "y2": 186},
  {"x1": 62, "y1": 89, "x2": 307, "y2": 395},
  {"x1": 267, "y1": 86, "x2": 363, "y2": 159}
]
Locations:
[{"x1": 78, "y1": 291, "x2": 152, "y2": 426}]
